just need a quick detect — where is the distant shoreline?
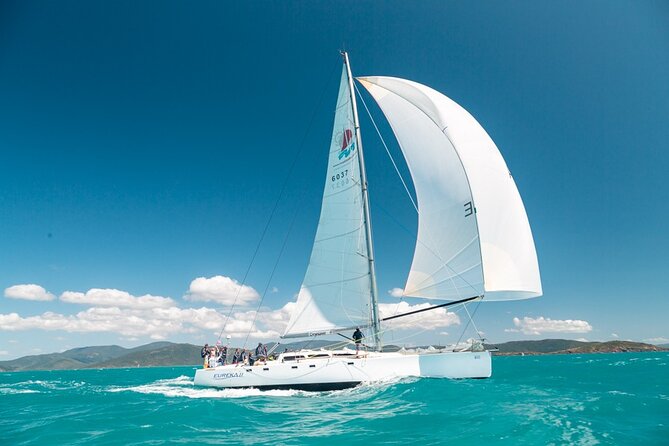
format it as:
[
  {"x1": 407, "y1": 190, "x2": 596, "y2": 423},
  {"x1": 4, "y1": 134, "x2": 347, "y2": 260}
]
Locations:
[
  {"x1": 3, "y1": 350, "x2": 668, "y2": 374},
  {"x1": 1, "y1": 339, "x2": 666, "y2": 372},
  {"x1": 493, "y1": 349, "x2": 667, "y2": 357}
]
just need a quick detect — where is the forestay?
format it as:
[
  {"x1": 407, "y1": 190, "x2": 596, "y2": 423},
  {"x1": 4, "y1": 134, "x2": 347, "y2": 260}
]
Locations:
[
  {"x1": 358, "y1": 76, "x2": 541, "y2": 301},
  {"x1": 282, "y1": 67, "x2": 372, "y2": 338}
]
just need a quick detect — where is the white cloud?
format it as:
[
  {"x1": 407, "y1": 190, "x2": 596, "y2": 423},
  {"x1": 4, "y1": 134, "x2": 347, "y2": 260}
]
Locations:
[
  {"x1": 0, "y1": 350, "x2": 8, "y2": 356},
  {"x1": 611, "y1": 333, "x2": 619, "y2": 338},
  {"x1": 60, "y1": 288, "x2": 174, "y2": 309},
  {"x1": 271, "y1": 287, "x2": 279, "y2": 293},
  {"x1": 379, "y1": 301, "x2": 460, "y2": 330},
  {"x1": 388, "y1": 288, "x2": 404, "y2": 298},
  {"x1": 507, "y1": 316, "x2": 593, "y2": 335},
  {"x1": 184, "y1": 276, "x2": 260, "y2": 306},
  {"x1": 643, "y1": 337, "x2": 669, "y2": 344},
  {"x1": 0, "y1": 301, "x2": 295, "y2": 342},
  {"x1": 4, "y1": 284, "x2": 55, "y2": 301}
]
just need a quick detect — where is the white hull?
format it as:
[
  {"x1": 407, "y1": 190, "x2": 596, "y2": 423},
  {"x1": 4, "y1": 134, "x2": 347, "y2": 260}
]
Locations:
[{"x1": 193, "y1": 350, "x2": 491, "y2": 391}]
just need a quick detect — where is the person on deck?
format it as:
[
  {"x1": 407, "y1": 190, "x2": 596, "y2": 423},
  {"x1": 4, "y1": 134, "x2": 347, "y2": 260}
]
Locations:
[
  {"x1": 201, "y1": 343, "x2": 210, "y2": 368},
  {"x1": 232, "y1": 348, "x2": 240, "y2": 365},
  {"x1": 352, "y1": 328, "x2": 364, "y2": 356},
  {"x1": 218, "y1": 346, "x2": 227, "y2": 366},
  {"x1": 255, "y1": 343, "x2": 268, "y2": 364}
]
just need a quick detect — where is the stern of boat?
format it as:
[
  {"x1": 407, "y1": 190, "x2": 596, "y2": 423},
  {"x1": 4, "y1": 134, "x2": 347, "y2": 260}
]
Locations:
[{"x1": 417, "y1": 350, "x2": 491, "y2": 379}]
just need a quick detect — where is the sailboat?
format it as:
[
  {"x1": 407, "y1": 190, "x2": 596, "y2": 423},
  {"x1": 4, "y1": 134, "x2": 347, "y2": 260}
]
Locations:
[{"x1": 193, "y1": 52, "x2": 541, "y2": 390}]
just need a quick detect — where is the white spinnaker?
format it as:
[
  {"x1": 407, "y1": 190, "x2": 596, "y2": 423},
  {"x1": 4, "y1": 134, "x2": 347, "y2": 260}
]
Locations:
[
  {"x1": 283, "y1": 67, "x2": 371, "y2": 338},
  {"x1": 358, "y1": 76, "x2": 541, "y2": 301}
]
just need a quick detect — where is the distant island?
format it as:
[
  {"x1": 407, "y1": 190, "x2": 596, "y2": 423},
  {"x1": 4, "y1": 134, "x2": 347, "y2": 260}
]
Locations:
[
  {"x1": 485, "y1": 339, "x2": 666, "y2": 356},
  {"x1": 0, "y1": 339, "x2": 666, "y2": 372}
]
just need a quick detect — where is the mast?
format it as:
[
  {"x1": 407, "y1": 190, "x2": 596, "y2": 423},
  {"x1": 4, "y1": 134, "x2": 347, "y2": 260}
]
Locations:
[{"x1": 342, "y1": 51, "x2": 382, "y2": 350}]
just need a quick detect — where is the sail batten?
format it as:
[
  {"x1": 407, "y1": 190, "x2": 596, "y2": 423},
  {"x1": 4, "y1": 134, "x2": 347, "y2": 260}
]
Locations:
[{"x1": 359, "y1": 76, "x2": 542, "y2": 301}]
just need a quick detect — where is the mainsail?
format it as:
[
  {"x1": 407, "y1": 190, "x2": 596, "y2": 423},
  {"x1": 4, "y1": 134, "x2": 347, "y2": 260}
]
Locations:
[
  {"x1": 282, "y1": 66, "x2": 373, "y2": 338},
  {"x1": 358, "y1": 76, "x2": 542, "y2": 301}
]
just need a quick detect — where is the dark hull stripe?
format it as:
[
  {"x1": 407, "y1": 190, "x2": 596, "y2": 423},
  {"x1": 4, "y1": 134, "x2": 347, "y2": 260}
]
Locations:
[{"x1": 205, "y1": 381, "x2": 362, "y2": 392}]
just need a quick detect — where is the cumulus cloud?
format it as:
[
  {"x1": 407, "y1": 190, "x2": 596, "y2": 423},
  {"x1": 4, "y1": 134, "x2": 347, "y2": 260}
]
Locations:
[
  {"x1": 0, "y1": 299, "x2": 457, "y2": 341},
  {"x1": 379, "y1": 301, "x2": 460, "y2": 330},
  {"x1": 643, "y1": 337, "x2": 669, "y2": 344},
  {"x1": 184, "y1": 276, "x2": 260, "y2": 306},
  {"x1": 506, "y1": 316, "x2": 593, "y2": 335},
  {"x1": 388, "y1": 288, "x2": 404, "y2": 298},
  {"x1": 60, "y1": 288, "x2": 174, "y2": 309},
  {"x1": 0, "y1": 301, "x2": 295, "y2": 341},
  {"x1": 4, "y1": 284, "x2": 55, "y2": 301}
]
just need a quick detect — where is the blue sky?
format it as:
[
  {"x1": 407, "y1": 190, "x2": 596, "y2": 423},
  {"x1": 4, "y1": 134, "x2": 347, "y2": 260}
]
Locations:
[{"x1": 1, "y1": 1, "x2": 668, "y2": 359}]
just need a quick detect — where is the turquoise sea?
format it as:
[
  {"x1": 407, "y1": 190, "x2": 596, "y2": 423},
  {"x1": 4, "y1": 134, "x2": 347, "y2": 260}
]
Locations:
[{"x1": 1, "y1": 352, "x2": 667, "y2": 445}]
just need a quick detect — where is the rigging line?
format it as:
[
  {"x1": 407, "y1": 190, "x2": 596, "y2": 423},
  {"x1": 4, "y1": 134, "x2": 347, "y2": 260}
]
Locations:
[
  {"x1": 354, "y1": 81, "x2": 418, "y2": 213},
  {"x1": 455, "y1": 296, "x2": 485, "y2": 346},
  {"x1": 216, "y1": 58, "x2": 341, "y2": 342},
  {"x1": 355, "y1": 81, "x2": 485, "y2": 300},
  {"x1": 462, "y1": 302, "x2": 484, "y2": 341},
  {"x1": 242, "y1": 189, "x2": 303, "y2": 350},
  {"x1": 374, "y1": 199, "x2": 473, "y2": 301},
  {"x1": 372, "y1": 200, "x2": 481, "y2": 298},
  {"x1": 381, "y1": 295, "x2": 481, "y2": 322},
  {"x1": 371, "y1": 303, "x2": 464, "y2": 351}
]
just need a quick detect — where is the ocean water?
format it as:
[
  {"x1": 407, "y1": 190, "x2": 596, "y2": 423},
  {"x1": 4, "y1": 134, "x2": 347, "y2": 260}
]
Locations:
[{"x1": 1, "y1": 352, "x2": 667, "y2": 445}]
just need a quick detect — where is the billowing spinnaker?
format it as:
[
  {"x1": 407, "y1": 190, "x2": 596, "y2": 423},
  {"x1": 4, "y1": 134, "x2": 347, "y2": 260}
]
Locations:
[
  {"x1": 282, "y1": 67, "x2": 371, "y2": 338},
  {"x1": 359, "y1": 76, "x2": 541, "y2": 301}
]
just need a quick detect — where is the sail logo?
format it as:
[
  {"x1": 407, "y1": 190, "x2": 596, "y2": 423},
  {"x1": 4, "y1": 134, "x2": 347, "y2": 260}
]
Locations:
[{"x1": 337, "y1": 128, "x2": 355, "y2": 160}]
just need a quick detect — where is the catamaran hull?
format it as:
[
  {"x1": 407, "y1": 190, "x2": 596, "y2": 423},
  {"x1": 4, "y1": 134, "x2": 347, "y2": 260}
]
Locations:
[{"x1": 193, "y1": 350, "x2": 491, "y2": 391}]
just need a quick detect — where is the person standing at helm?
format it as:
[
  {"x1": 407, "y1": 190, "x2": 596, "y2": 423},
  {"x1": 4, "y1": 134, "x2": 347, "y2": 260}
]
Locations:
[{"x1": 352, "y1": 328, "x2": 364, "y2": 356}]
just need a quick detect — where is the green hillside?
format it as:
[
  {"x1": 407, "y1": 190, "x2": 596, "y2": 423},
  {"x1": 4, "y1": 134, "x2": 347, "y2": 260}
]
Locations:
[
  {"x1": 488, "y1": 339, "x2": 666, "y2": 355},
  {"x1": 486, "y1": 339, "x2": 586, "y2": 353},
  {"x1": 1, "y1": 339, "x2": 665, "y2": 371},
  {"x1": 87, "y1": 343, "x2": 202, "y2": 368}
]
